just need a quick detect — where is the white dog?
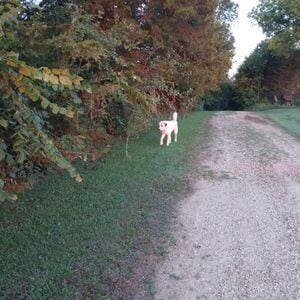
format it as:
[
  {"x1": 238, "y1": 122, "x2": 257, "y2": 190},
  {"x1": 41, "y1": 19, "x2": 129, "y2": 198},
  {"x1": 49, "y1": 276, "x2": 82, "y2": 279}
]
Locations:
[{"x1": 159, "y1": 112, "x2": 178, "y2": 146}]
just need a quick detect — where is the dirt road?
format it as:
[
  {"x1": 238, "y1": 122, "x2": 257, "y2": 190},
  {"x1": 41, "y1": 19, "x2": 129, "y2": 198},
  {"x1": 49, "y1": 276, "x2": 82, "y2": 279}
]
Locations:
[{"x1": 155, "y1": 112, "x2": 300, "y2": 300}]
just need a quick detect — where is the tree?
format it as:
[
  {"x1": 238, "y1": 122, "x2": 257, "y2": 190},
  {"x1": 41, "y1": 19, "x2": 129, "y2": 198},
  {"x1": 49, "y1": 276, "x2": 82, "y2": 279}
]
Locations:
[
  {"x1": 232, "y1": 0, "x2": 300, "y2": 109},
  {"x1": 203, "y1": 82, "x2": 236, "y2": 111},
  {"x1": 234, "y1": 40, "x2": 300, "y2": 108},
  {"x1": 137, "y1": 0, "x2": 237, "y2": 109},
  {"x1": 235, "y1": 42, "x2": 279, "y2": 101},
  {"x1": 251, "y1": 0, "x2": 300, "y2": 53},
  {"x1": 23, "y1": 0, "x2": 237, "y2": 123}
]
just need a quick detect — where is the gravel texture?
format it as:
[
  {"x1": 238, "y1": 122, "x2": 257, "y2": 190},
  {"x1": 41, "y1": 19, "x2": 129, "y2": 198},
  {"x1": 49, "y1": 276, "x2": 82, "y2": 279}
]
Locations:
[{"x1": 154, "y1": 112, "x2": 300, "y2": 300}]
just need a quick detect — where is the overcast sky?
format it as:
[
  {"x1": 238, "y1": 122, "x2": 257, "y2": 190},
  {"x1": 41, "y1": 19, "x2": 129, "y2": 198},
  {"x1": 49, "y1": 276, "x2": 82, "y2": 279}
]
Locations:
[{"x1": 229, "y1": 0, "x2": 265, "y2": 77}]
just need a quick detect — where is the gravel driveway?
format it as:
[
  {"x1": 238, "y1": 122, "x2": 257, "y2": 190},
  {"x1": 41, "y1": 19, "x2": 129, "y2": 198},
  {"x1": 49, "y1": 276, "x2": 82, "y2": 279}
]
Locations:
[{"x1": 155, "y1": 111, "x2": 300, "y2": 300}]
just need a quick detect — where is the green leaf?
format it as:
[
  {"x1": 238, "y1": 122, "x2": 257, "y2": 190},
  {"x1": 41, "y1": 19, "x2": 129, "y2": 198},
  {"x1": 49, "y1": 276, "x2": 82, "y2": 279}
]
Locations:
[
  {"x1": 17, "y1": 151, "x2": 26, "y2": 164},
  {"x1": 8, "y1": 193, "x2": 18, "y2": 202},
  {"x1": 59, "y1": 108, "x2": 67, "y2": 115},
  {"x1": 41, "y1": 98, "x2": 50, "y2": 109},
  {"x1": 51, "y1": 103, "x2": 60, "y2": 114},
  {"x1": 59, "y1": 75, "x2": 73, "y2": 86},
  {"x1": 0, "y1": 190, "x2": 8, "y2": 202},
  {"x1": 66, "y1": 110, "x2": 74, "y2": 118},
  {"x1": 7, "y1": 12, "x2": 17, "y2": 23},
  {"x1": 42, "y1": 71, "x2": 50, "y2": 83},
  {"x1": 19, "y1": 66, "x2": 33, "y2": 77},
  {"x1": 87, "y1": 87, "x2": 92, "y2": 94},
  {"x1": 0, "y1": 149, "x2": 6, "y2": 161},
  {"x1": 52, "y1": 84, "x2": 59, "y2": 91},
  {"x1": 34, "y1": 70, "x2": 43, "y2": 80},
  {"x1": 49, "y1": 74, "x2": 59, "y2": 85},
  {"x1": 0, "y1": 119, "x2": 8, "y2": 128},
  {"x1": 28, "y1": 90, "x2": 40, "y2": 102}
]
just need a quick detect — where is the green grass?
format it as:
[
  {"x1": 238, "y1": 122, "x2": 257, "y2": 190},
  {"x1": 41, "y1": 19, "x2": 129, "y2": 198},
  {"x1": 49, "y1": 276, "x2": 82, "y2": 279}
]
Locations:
[
  {"x1": 0, "y1": 112, "x2": 212, "y2": 299},
  {"x1": 260, "y1": 108, "x2": 300, "y2": 138}
]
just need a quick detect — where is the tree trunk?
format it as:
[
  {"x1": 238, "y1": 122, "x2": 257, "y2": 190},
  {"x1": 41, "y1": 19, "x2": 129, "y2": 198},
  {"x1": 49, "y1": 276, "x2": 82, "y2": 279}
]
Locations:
[{"x1": 125, "y1": 134, "x2": 130, "y2": 159}]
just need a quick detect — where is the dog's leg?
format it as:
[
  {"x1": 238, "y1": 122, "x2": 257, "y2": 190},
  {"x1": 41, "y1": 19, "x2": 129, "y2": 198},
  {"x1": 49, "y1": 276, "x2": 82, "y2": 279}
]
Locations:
[
  {"x1": 167, "y1": 133, "x2": 171, "y2": 146},
  {"x1": 174, "y1": 126, "x2": 178, "y2": 142},
  {"x1": 160, "y1": 134, "x2": 166, "y2": 145}
]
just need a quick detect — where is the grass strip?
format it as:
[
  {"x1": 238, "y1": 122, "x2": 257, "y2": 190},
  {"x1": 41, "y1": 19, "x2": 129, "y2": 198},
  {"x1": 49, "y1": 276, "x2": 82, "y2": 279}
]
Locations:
[{"x1": 261, "y1": 108, "x2": 300, "y2": 139}]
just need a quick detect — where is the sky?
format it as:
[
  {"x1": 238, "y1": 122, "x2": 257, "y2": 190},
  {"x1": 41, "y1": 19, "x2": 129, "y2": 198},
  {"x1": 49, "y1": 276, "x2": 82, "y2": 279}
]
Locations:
[{"x1": 229, "y1": 0, "x2": 265, "y2": 77}]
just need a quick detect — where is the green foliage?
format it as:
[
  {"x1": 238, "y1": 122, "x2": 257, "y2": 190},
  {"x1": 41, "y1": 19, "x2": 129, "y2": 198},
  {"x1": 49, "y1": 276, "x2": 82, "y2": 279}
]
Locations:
[
  {"x1": 232, "y1": 89, "x2": 260, "y2": 110},
  {"x1": 217, "y1": 0, "x2": 239, "y2": 24},
  {"x1": 232, "y1": 1, "x2": 300, "y2": 111},
  {"x1": 146, "y1": 0, "x2": 236, "y2": 101},
  {"x1": 203, "y1": 82, "x2": 263, "y2": 111},
  {"x1": 234, "y1": 39, "x2": 300, "y2": 109},
  {"x1": 203, "y1": 82, "x2": 236, "y2": 111},
  {"x1": 25, "y1": 2, "x2": 154, "y2": 133},
  {"x1": 235, "y1": 42, "x2": 283, "y2": 84},
  {"x1": 0, "y1": 1, "x2": 85, "y2": 201},
  {"x1": 251, "y1": 0, "x2": 300, "y2": 53},
  {"x1": 22, "y1": 0, "x2": 237, "y2": 116}
]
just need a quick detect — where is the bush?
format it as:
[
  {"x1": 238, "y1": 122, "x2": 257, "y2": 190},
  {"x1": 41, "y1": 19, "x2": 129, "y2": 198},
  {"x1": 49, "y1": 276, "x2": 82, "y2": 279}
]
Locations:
[
  {"x1": 0, "y1": 2, "x2": 85, "y2": 201},
  {"x1": 202, "y1": 82, "x2": 262, "y2": 111},
  {"x1": 232, "y1": 89, "x2": 259, "y2": 110},
  {"x1": 203, "y1": 82, "x2": 236, "y2": 111}
]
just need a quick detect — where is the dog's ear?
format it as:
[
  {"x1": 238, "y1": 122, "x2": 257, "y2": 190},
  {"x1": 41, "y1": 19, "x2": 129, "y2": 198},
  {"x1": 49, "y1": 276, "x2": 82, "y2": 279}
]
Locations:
[{"x1": 164, "y1": 122, "x2": 167, "y2": 127}]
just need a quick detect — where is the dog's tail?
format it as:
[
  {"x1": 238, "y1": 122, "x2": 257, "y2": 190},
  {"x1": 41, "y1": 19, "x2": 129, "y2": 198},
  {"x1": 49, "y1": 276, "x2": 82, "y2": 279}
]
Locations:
[{"x1": 173, "y1": 112, "x2": 178, "y2": 122}]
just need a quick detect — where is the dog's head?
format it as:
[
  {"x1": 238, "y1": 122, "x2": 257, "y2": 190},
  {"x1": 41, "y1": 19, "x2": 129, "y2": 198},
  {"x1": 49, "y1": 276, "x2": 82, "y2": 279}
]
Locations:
[{"x1": 159, "y1": 121, "x2": 167, "y2": 131}]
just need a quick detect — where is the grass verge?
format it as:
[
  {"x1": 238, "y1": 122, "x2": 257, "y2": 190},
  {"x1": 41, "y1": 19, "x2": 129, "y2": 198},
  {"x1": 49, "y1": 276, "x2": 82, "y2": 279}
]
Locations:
[
  {"x1": 0, "y1": 112, "x2": 213, "y2": 299},
  {"x1": 260, "y1": 108, "x2": 300, "y2": 139}
]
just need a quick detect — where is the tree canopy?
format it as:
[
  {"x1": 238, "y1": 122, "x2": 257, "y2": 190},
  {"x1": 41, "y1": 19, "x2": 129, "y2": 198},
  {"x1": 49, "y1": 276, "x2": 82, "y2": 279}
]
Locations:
[
  {"x1": 229, "y1": 0, "x2": 300, "y2": 110},
  {"x1": 0, "y1": 0, "x2": 237, "y2": 201},
  {"x1": 251, "y1": 0, "x2": 300, "y2": 53}
]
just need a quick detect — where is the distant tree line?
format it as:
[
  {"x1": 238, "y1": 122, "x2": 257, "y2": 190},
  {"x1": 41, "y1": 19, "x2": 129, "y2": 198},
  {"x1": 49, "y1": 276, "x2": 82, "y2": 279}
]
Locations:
[{"x1": 205, "y1": 0, "x2": 300, "y2": 111}]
